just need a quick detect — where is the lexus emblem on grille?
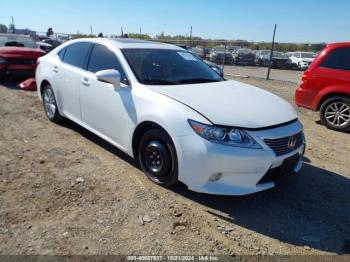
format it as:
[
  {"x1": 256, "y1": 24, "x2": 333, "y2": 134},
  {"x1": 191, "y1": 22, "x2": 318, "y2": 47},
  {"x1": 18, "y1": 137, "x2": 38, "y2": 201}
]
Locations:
[{"x1": 287, "y1": 136, "x2": 297, "y2": 149}]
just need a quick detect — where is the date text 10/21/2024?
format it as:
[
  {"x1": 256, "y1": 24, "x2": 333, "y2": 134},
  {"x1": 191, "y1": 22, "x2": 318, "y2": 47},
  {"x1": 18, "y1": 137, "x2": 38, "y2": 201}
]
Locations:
[{"x1": 126, "y1": 256, "x2": 220, "y2": 261}]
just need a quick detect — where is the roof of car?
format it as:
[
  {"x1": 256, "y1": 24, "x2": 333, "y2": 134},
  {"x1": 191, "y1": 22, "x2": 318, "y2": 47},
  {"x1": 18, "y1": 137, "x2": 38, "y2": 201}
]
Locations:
[
  {"x1": 107, "y1": 38, "x2": 182, "y2": 50},
  {"x1": 66, "y1": 37, "x2": 183, "y2": 50},
  {"x1": 326, "y1": 42, "x2": 350, "y2": 48}
]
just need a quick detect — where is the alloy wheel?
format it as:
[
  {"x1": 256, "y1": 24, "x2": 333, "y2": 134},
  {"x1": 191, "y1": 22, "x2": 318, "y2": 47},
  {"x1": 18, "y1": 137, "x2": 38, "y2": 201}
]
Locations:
[
  {"x1": 43, "y1": 87, "x2": 57, "y2": 119},
  {"x1": 324, "y1": 102, "x2": 350, "y2": 127}
]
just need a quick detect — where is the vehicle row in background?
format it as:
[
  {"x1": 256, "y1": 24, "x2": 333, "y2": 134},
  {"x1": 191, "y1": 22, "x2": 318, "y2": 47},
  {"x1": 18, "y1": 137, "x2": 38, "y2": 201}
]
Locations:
[{"x1": 205, "y1": 45, "x2": 317, "y2": 70}]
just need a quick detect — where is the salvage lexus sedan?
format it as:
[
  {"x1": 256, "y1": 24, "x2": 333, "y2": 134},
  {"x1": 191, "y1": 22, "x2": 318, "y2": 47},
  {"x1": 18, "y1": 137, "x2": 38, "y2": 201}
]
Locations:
[{"x1": 36, "y1": 38, "x2": 305, "y2": 195}]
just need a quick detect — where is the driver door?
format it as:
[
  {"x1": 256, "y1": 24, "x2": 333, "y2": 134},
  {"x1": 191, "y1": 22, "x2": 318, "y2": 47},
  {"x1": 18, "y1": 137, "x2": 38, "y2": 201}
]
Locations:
[{"x1": 80, "y1": 44, "x2": 134, "y2": 151}]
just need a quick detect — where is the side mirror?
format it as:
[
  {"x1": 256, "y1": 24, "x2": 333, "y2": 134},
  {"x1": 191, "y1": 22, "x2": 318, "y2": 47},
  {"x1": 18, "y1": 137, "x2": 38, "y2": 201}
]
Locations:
[
  {"x1": 212, "y1": 67, "x2": 223, "y2": 77},
  {"x1": 96, "y1": 69, "x2": 121, "y2": 87}
]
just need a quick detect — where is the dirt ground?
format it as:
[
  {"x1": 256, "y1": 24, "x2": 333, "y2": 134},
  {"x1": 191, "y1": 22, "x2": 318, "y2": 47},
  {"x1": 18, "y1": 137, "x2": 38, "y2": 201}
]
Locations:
[{"x1": 0, "y1": 76, "x2": 349, "y2": 256}]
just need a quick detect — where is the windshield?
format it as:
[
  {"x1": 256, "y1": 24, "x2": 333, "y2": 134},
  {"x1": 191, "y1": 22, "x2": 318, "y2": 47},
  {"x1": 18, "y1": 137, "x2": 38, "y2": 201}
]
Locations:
[
  {"x1": 301, "y1": 52, "x2": 316, "y2": 58},
  {"x1": 273, "y1": 51, "x2": 287, "y2": 57},
  {"x1": 238, "y1": 48, "x2": 252, "y2": 54},
  {"x1": 0, "y1": 35, "x2": 37, "y2": 48},
  {"x1": 227, "y1": 46, "x2": 239, "y2": 52},
  {"x1": 213, "y1": 47, "x2": 226, "y2": 52},
  {"x1": 122, "y1": 49, "x2": 223, "y2": 85}
]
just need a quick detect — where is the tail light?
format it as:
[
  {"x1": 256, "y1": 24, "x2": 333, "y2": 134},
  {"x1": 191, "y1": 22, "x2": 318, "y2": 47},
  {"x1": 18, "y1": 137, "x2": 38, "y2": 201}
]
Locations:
[
  {"x1": 36, "y1": 57, "x2": 42, "y2": 65},
  {"x1": 301, "y1": 70, "x2": 310, "y2": 83}
]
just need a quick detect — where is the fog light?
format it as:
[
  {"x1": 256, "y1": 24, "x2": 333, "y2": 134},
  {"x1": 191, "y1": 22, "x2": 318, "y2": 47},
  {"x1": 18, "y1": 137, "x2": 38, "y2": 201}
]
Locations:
[{"x1": 208, "y1": 172, "x2": 223, "y2": 182}]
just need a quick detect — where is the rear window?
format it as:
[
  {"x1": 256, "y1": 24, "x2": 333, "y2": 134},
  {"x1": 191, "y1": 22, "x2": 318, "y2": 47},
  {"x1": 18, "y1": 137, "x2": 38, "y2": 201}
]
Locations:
[
  {"x1": 320, "y1": 47, "x2": 350, "y2": 71},
  {"x1": 62, "y1": 42, "x2": 91, "y2": 69}
]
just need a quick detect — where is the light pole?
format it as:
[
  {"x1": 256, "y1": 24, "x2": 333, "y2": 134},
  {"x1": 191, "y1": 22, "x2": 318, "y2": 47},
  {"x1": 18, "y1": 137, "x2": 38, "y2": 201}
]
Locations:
[{"x1": 267, "y1": 24, "x2": 277, "y2": 80}]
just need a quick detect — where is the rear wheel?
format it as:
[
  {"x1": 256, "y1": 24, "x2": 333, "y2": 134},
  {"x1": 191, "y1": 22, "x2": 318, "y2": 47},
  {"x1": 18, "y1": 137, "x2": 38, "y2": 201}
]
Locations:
[
  {"x1": 42, "y1": 84, "x2": 63, "y2": 123},
  {"x1": 320, "y1": 96, "x2": 350, "y2": 132},
  {"x1": 138, "y1": 128, "x2": 178, "y2": 186}
]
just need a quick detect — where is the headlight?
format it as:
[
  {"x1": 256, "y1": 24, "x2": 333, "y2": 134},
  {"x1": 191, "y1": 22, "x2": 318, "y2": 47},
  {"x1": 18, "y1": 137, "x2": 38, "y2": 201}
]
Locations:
[
  {"x1": 188, "y1": 119, "x2": 262, "y2": 149},
  {"x1": 0, "y1": 57, "x2": 7, "y2": 64}
]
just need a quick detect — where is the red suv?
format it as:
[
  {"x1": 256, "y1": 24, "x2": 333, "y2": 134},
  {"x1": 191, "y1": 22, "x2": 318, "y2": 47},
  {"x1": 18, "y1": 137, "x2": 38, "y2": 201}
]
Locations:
[{"x1": 295, "y1": 42, "x2": 350, "y2": 132}]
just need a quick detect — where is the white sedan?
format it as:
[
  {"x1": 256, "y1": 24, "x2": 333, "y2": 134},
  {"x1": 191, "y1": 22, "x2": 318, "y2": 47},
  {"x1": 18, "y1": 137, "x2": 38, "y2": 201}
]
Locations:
[{"x1": 36, "y1": 38, "x2": 305, "y2": 195}]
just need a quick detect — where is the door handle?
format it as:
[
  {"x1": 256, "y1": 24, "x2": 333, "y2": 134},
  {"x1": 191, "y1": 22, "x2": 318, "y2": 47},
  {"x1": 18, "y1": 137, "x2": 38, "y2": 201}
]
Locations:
[
  {"x1": 81, "y1": 77, "x2": 90, "y2": 86},
  {"x1": 53, "y1": 66, "x2": 59, "y2": 73}
]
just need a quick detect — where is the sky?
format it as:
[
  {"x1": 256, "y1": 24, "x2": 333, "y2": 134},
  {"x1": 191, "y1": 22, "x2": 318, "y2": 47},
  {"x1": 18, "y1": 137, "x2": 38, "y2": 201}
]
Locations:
[{"x1": 1, "y1": 0, "x2": 349, "y2": 43}]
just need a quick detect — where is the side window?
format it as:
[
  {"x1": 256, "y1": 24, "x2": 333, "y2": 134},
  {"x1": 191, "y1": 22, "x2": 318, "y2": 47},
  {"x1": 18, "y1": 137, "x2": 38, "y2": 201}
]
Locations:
[
  {"x1": 62, "y1": 42, "x2": 91, "y2": 69},
  {"x1": 58, "y1": 48, "x2": 66, "y2": 60},
  {"x1": 87, "y1": 44, "x2": 129, "y2": 85},
  {"x1": 320, "y1": 47, "x2": 350, "y2": 71}
]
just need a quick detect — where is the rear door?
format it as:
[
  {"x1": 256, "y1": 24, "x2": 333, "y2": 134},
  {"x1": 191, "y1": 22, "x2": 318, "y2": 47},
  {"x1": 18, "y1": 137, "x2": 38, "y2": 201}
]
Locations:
[
  {"x1": 79, "y1": 44, "x2": 133, "y2": 151},
  {"x1": 55, "y1": 42, "x2": 92, "y2": 121},
  {"x1": 310, "y1": 46, "x2": 350, "y2": 92}
]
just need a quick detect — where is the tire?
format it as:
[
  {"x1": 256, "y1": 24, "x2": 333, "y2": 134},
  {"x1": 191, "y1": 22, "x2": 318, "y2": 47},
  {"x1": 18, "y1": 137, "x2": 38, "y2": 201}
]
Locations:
[
  {"x1": 138, "y1": 128, "x2": 178, "y2": 187},
  {"x1": 42, "y1": 84, "x2": 63, "y2": 123},
  {"x1": 320, "y1": 95, "x2": 350, "y2": 132}
]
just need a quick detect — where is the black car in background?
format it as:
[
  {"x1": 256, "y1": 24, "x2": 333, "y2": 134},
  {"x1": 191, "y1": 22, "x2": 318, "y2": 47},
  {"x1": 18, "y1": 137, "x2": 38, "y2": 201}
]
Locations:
[
  {"x1": 209, "y1": 46, "x2": 234, "y2": 65},
  {"x1": 41, "y1": 39, "x2": 62, "y2": 49},
  {"x1": 255, "y1": 50, "x2": 291, "y2": 69},
  {"x1": 269, "y1": 51, "x2": 291, "y2": 68},
  {"x1": 232, "y1": 48, "x2": 255, "y2": 65}
]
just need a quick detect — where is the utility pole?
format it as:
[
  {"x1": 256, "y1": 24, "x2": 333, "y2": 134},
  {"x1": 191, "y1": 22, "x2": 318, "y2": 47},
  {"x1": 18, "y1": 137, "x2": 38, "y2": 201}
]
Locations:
[
  {"x1": 90, "y1": 25, "x2": 93, "y2": 35},
  {"x1": 140, "y1": 27, "x2": 142, "y2": 35},
  {"x1": 121, "y1": 27, "x2": 124, "y2": 37},
  {"x1": 11, "y1": 16, "x2": 15, "y2": 33},
  {"x1": 189, "y1": 26, "x2": 192, "y2": 47},
  {"x1": 267, "y1": 24, "x2": 277, "y2": 80},
  {"x1": 222, "y1": 42, "x2": 227, "y2": 72}
]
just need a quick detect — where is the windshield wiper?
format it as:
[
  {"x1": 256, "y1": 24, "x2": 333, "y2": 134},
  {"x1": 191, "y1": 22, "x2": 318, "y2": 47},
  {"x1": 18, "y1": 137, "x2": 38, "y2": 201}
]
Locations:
[
  {"x1": 142, "y1": 79, "x2": 177, "y2": 85},
  {"x1": 177, "y1": 78, "x2": 221, "y2": 84}
]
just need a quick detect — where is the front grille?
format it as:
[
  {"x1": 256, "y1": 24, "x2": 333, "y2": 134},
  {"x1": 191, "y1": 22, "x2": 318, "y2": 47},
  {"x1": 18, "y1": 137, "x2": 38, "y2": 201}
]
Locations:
[
  {"x1": 258, "y1": 153, "x2": 300, "y2": 184},
  {"x1": 5, "y1": 58, "x2": 36, "y2": 65},
  {"x1": 263, "y1": 132, "x2": 304, "y2": 156}
]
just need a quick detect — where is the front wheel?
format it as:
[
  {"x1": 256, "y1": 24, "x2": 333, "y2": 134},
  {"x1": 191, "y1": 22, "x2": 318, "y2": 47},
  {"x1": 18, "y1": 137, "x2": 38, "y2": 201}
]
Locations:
[
  {"x1": 42, "y1": 84, "x2": 63, "y2": 123},
  {"x1": 320, "y1": 96, "x2": 350, "y2": 132},
  {"x1": 138, "y1": 128, "x2": 178, "y2": 186}
]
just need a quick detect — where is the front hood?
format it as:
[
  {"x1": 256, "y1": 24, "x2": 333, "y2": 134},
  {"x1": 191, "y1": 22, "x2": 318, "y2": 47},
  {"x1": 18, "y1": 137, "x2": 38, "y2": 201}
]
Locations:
[
  {"x1": 148, "y1": 80, "x2": 297, "y2": 129},
  {"x1": 0, "y1": 47, "x2": 45, "y2": 59}
]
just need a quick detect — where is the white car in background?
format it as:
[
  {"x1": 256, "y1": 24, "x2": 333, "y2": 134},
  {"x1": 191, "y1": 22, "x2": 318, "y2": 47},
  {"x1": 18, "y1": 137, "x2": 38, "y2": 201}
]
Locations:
[
  {"x1": 290, "y1": 51, "x2": 317, "y2": 70},
  {"x1": 36, "y1": 38, "x2": 305, "y2": 196}
]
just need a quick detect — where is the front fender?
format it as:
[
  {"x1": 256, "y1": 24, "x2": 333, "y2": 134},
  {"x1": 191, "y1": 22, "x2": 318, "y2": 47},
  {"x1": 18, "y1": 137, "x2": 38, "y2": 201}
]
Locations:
[{"x1": 127, "y1": 87, "x2": 211, "y2": 156}]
